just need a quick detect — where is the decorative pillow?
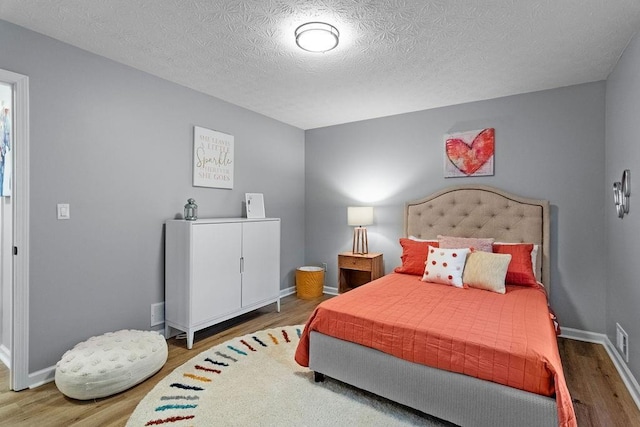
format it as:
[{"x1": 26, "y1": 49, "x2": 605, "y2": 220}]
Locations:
[
  {"x1": 438, "y1": 235, "x2": 494, "y2": 252},
  {"x1": 421, "y1": 246, "x2": 470, "y2": 288},
  {"x1": 493, "y1": 243, "x2": 538, "y2": 287},
  {"x1": 494, "y1": 242, "x2": 540, "y2": 279},
  {"x1": 394, "y1": 238, "x2": 438, "y2": 275},
  {"x1": 462, "y1": 251, "x2": 512, "y2": 294},
  {"x1": 409, "y1": 235, "x2": 436, "y2": 242}
]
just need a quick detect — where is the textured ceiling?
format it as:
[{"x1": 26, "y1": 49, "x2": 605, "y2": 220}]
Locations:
[{"x1": 1, "y1": 1, "x2": 640, "y2": 130}]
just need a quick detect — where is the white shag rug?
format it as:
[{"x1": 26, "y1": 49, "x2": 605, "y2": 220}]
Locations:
[{"x1": 127, "y1": 325, "x2": 454, "y2": 426}]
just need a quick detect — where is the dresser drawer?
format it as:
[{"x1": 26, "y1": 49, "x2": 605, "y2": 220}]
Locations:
[{"x1": 338, "y1": 255, "x2": 372, "y2": 271}]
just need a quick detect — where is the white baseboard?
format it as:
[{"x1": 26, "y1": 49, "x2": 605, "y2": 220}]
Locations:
[
  {"x1": 280, "y1": 286, "x2": 339, "y2": 297},
  {"x1": 561, "y1": 327, "x2": 640, "y2": 410},
  {"x1": 0, "y1": 344, "x2": 10, "y2": 369},
  {"x1": 559, "y1": 327, "x2": 606, "y2": 344},
  {"x1": 323, "y1": 286, "x2": 338, "y2": 295},
  {"x1": 27, "y1": 365, "x2": 56, "y2": 389},
  {"x1": 280, "y1": 286, "x2": 296, "y2": 297}
]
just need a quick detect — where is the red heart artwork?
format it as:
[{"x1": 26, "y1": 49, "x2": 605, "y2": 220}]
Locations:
[{"x1": 445, "y1": 128, "x2": 495, "y2": 176}]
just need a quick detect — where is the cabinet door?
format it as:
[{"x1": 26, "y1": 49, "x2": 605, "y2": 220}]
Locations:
[
  {"x1": 191, "y1": 223, "x2": 242, "y2": 324},
  {"x1": 241, "y1": 220, "x2": 280, "y2": 307}
]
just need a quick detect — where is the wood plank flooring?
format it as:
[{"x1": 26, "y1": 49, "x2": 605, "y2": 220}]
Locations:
[
  {"x1": 558, "y1": 337, "x2": 640, "y2": 426},
  {"x1": 0, "y1": 294, "x2": 638, "y2": 426}
]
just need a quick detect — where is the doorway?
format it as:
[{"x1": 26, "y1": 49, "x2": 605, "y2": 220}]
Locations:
[
  {"x1": 0, "y1": 81, "x2": 12, "y2": 371},
  {"x1": 0, "y1": 68, "x2": 30, "y2": 391}
]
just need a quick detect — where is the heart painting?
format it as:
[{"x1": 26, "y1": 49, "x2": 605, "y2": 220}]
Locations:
[{"x1": 444, "y1": 128, "x2": 495, "y2": 177}]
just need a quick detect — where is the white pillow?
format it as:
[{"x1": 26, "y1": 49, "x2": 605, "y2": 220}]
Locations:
[
  {"x1": 409, "y1": 235, "x2": 435, "y2": 242},
  {"x1": 421, "y1": 246, "x2": 470, "y2": 288}
]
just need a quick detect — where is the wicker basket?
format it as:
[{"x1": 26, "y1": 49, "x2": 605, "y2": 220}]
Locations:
[{"x1": 296, "y1": 266, "x2": 324, "y2": 299}]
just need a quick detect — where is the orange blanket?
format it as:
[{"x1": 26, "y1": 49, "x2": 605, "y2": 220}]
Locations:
[{"x1": 295, "y1": 273, "x2": 576, "y2": 427}]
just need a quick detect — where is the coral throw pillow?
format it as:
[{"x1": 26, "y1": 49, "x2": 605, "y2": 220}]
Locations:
[
  {"x1": 394, "y1": 238, "x2": 438, "y2": 276},
  {"x1": 421, "y1": 246, "x2": 470, "y2": 288},
  {"x1": 493, "y1": 243, "x2": 538, "y2": 287}
]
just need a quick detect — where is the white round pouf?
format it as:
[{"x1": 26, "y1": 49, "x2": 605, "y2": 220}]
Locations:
[{"x1": 55, "y1": 329, "x2": 168, "y2": 400}]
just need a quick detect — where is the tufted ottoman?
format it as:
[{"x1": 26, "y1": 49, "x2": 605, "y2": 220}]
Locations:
[{"x1": 55, "y1": 329, "x2": 168, "y2": 400}]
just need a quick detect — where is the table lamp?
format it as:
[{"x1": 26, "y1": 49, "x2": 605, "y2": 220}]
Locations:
[{"x1": 348, "y1": 206, "x2": 373, "y2": 254}]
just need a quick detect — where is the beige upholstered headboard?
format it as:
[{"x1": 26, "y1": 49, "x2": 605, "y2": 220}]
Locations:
[{"x1": 404, "y1": 185, "x2": 550, "y2": 291}]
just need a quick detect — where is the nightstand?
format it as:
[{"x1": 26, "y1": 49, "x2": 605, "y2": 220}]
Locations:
[{"x1": 338, "y1": 252, "x2": 384, "y2": 293}]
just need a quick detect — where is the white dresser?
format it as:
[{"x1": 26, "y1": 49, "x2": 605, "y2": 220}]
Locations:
[{"x1": 165, "y1": 218, "x2": 281, "y2": 348}]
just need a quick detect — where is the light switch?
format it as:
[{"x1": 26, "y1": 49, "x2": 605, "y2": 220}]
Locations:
[{"x1": 57, "y1": 203, "x2": 70, "y2": 220}]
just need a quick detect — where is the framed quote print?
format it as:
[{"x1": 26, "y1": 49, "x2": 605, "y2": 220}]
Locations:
[{"x1": 193, "y1": 126, "x2": 234, "y2": 189}]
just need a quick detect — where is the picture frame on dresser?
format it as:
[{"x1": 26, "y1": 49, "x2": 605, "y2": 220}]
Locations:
[{"x1": 245, "y1": 193, "x2": 265, "y2": 218}]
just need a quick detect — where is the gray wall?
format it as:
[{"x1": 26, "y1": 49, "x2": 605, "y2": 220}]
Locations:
[
  {"x1": 0, "y1": 15, "x2": 630, "y2": 380},
  {"x1": 305, "y1": 82, "x2": 607, "y2": 334},
  {"x1": 0, "y1": 20, "x2": 305, "y2": 373},
  {"x1": 605, "y1": 30, "x2": 640, "y2": 382}
]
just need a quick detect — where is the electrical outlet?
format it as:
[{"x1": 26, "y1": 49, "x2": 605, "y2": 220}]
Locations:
[
  {"x1": 616, "y1": 323, "x2": 629, "y2": 362},
  {"x1": 322, "y1": 262, "x2": 328, "y2": 272},
  {"x1": 151, "y1": 302, "x2": 165, "y2": 327}
]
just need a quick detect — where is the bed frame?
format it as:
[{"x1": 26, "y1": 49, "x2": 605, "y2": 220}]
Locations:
[{"x1": 309, "y1": 185, "x2": 557, "y2": 427}]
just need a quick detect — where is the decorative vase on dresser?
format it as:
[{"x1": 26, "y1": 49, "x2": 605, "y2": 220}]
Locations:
[{"x1": 165, "y1": 218, "x2": 281, "y2": 349}]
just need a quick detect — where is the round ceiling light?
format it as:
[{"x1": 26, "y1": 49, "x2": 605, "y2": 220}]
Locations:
[{"x1": 295, "y1": 22, "x2": 339, "y2": 53}]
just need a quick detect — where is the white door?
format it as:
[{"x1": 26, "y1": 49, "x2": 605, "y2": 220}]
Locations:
[
  {"x1": 241, "y1": 220, "x2": 280, "y2": 307},
  {"x1": 0, "y1": 82, "x2": 12, "y2": 369},
  {"x1": 191, "y1": 223, "x2": 242, "y2": 324},
  {"x1": 0, "y1": 68, "x2": 29, "y2": 391}
]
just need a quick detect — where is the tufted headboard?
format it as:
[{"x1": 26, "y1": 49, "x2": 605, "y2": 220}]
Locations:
[{"x1": 404, "y1": 185, "x2": 550, "y2": 291}]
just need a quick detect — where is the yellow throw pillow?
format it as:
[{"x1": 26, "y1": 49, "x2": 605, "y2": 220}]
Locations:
[{"x1": 462, "y1": 251, "x2": 512, "y2": 294}]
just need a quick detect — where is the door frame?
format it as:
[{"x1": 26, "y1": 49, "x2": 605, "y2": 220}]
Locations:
[{"x1": 0, "y1": 68, "x2": 30, "y2": 391}]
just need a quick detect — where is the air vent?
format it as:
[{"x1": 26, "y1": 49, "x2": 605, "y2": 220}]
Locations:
[
  {"x1": 616, "y1": 323, "x2": 629, "y2": 363},
  {"x1": 151, "y1": 302, "x2": 165, "y2": 327}
]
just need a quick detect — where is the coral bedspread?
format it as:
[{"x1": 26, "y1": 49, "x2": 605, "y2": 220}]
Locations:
[{"x1": 295, "y1": 273, "x2": 576, "y2": 427}]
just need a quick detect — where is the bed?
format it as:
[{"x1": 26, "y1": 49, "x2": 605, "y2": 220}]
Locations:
[{"x1": 295, "y1": 185, "x2": 576, "y2": 427}]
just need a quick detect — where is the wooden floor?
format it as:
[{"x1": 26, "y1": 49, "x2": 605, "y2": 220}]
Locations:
[
  {"x1": 0, "y1": 294, "x2": 638, "y2": 426},
  {"x1": 558, "y1": 338, "x2": 640, "y2": 426}
]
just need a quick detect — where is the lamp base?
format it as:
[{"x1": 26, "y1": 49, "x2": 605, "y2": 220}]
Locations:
[{"x1": 352, "y1": 227, "x2": 369, "y2": 254}]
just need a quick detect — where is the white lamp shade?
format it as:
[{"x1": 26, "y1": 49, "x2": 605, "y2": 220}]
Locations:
[{"x1": 348, "y1": 207, "x2": 374, "y2": 226}]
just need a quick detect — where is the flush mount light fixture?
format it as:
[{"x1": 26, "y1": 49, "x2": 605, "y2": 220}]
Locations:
[{"x1": 295, "y1": 22, "x2": 339, "y2": 53}]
